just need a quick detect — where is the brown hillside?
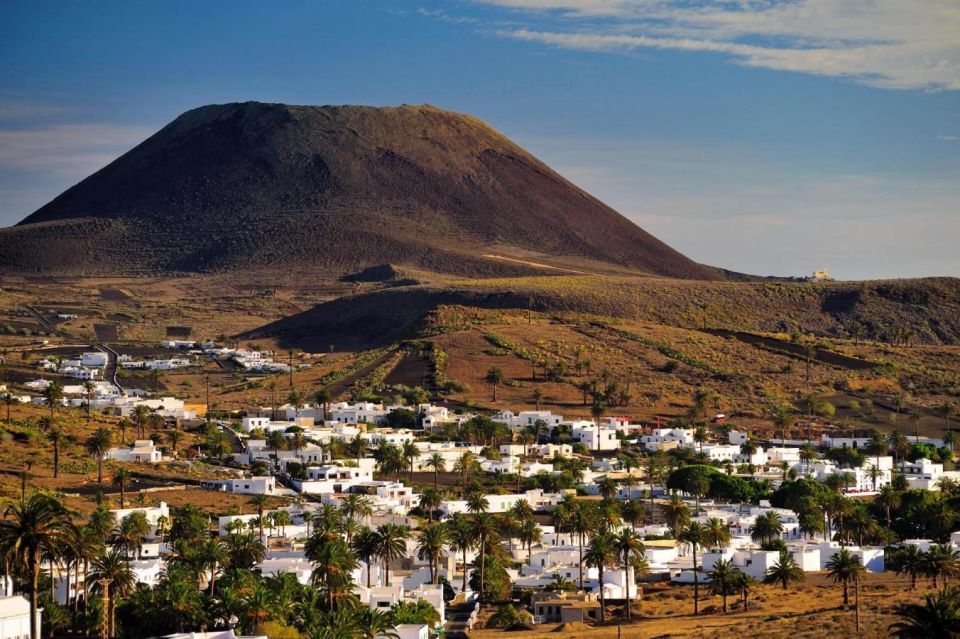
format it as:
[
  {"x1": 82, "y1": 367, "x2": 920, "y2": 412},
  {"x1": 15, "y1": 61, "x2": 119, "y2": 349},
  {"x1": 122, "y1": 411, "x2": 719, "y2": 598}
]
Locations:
[{"x1": 0, "y1": 102, "x2": 717, "y2": 279}]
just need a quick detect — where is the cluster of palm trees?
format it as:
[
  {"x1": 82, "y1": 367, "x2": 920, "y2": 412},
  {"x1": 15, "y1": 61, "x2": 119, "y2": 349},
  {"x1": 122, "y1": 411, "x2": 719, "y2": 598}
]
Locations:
[
  {"x1": 895, "y1": 544, "x2": 960, "y2": 590},
  {"x1": 0, "y1": 486, "x2": 459, "y2": 639},
  {"x1": 547, "y1": 494, "x2": 650, "y2": 621}
]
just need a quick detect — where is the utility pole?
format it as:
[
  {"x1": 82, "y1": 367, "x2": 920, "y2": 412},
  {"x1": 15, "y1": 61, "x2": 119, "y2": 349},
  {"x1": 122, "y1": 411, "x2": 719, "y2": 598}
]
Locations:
[
  {"x1": 98, "y1": 577, "x2": 112, "y2": 639},
  {"x1": 204, "y1": 375, "x2": 210, "y2": 426},
  {"x1": 288, "y1": 351, "x2": 294, "y2": 389}
]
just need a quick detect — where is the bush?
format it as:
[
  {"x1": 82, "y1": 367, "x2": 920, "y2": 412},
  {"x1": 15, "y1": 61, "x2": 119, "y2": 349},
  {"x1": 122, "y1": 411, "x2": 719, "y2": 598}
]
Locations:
[{"x1": 487, "y1": 604, "x2": 533, "y2": 629}]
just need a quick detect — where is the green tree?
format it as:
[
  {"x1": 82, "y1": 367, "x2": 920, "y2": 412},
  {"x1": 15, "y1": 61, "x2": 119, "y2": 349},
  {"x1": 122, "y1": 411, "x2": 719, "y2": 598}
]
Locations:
[
  {"x1": 889, "y1": 586, "x2": 960, "y2": 639},
  {"x1": 584, "y1": 531, "x2": 618, "y2": 622},
  {"x1": 765, "y1": 549, "x2": 805, "y2": 590},
  {"x1": 447, "y1": 513, "x2": 475, "y2": 595},
  {"x1": 678, "y1": 522, "x2": 706, "y2": 615},
  {"x1": 425, "y1": 452, "x2": 446, "y2": 489},
  {"x1": 0, "y1": 493, "x2": 70, "y2": 639},
  {"x1": 87, "y1": 547, "x2": 136, "y2": 637},
  {"x1": 707, "y1": 559, "x2": 740, "y2": 613},
  {"x1": 616, "y1": 528, "x2": 645, "y2": 620},
  {"x1": 485, "y1": 366, "x2": 504, "y2": 401},
  {"x1": 113, "y1": 466, "x2": 132, "y2": 508},
  {"x1": 47, "y1": 427, "x2": 63, "y2": 478},
  {"x1": 86, "y1": 427, "x2": 113, "y2": 484},
  {"x1": 749, "y1": 511, "x2": 784, "y2": 546},
  {"x1": 826, "y1": 548, "x2": 865, "y2": 607},
  {"x1": 374, "y1": 524, "x2": 410, "y2": 588},
  {"x1": 416, "y1": 522, "x2": 449, "y2": 584},
  {"x1": 305, "y1": 530, "x2": 358, "y2": 610}
]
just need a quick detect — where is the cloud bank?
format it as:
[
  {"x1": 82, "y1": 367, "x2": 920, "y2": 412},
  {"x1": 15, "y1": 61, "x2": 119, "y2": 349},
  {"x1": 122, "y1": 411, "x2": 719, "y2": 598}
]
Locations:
[{"x1": 475, "y1": 0, "x2": 960, "y2": 91}]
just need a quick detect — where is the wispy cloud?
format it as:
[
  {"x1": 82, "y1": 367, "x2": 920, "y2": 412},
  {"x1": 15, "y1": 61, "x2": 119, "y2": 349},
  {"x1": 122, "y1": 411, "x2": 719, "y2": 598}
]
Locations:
[
  {"x1": 417, "y1": 8, "x2": 478, "y2": 24},
  {"x1": 940, "y1": 134, "x2": 959, "y2": 141},
  {"x1": 0, "y1": 98, "x2": 71, "y2": 121},
  {"x1": 473, "y1": 0, "x2": 960, "y2": 91},
  {"x1": 0, "y1": 124, "x2": 152, "y2": 175}
]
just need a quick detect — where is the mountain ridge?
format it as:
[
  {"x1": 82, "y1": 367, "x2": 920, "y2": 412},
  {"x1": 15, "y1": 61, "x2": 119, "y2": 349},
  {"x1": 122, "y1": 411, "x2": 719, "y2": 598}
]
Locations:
[{"x1": 2, "y1": 101, "x2": 719, "y2": 279}]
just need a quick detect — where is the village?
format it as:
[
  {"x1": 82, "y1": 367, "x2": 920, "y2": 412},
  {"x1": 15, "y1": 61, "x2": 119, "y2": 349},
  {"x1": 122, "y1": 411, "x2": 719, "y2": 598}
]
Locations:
[{"x1": 2, "y1": 357, "x2": 959, "y2": 639}]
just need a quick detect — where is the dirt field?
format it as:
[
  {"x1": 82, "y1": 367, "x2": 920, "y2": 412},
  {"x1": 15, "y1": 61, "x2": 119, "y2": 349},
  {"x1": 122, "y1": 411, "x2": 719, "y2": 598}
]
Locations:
[{"x1": 471, "y1": 572, "x2": 928, "y2": 639}]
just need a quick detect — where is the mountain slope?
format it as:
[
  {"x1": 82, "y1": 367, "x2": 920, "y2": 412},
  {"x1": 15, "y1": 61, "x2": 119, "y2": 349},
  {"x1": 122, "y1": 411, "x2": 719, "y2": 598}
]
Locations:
[{"x1": 0, "y1": 102, "x2": 718, "y2": 279}]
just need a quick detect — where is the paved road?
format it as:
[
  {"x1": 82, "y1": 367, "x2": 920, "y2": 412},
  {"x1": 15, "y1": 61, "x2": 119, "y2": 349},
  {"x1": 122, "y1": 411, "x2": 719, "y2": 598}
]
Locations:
[{"x1": 97, "y1": 343, "x2": 124, "y2": 393}]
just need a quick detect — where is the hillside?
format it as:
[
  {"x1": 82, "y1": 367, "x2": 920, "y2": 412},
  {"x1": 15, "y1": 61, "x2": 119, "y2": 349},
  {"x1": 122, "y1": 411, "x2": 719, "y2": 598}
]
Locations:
[
  {"x1": 0, "y1": 101, "x2": 717, "y2": 279},
  {"x1": 242, "y1": 276, "x2": 960, "y2": 350}
]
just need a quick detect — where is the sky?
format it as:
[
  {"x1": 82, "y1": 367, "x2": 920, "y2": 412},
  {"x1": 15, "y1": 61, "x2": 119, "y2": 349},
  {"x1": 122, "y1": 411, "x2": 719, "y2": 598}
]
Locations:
[{"x1": 1, "y1": 1, "x2": 958, "y2": 280}]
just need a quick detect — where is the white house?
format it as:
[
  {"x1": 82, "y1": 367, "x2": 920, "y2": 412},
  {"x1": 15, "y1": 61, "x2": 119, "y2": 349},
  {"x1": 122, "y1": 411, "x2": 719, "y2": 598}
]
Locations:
[
  {"x1": 202, "y1": 476, "x2": 277, "y2": 496},
  {"x1": 107, "y1": 439, "x2": 163, "y2": 464},
  {"x1": 570, "y1": 422, "x2": 620, "y2": 451},
  {"x1": 0, "y1": 592, "x2": 40, "y2": 639}
]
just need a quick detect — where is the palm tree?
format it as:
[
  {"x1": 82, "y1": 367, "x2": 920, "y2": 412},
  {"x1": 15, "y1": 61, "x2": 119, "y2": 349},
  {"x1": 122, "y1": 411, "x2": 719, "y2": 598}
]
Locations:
[
  {"x1": 533, "y1": 387, "x2": 544, "y2": 410},
  {"x1": 826, "y1": 548, "x2": 865, "y2": 607},
  {"x1": 621, "y1": 499, "x2": 646, "y2": 532},
  {"x1": 305, "y1": 531, "x2": 359, "y2": 610},
  {"x1": 43, "y1": 380, "x2": 63, "y2": 418},
  {"x1": 889, "y1": 430, "x2": 911, "y2": 473},
  {"x1": 453, "y1": 451, "x2": 477, "y2": 496},
  {"x1": 570, "y1": 502, "x2": 595, "y2": 590},
  {"x1": 616, "y1": 528, "x2": 645, "y2": 620},
  {"x1": 447, "y1": 513, "x2": 475, "y2": 595},
  {"x1": 663, "y1": 497, "x2": 690, "y2": 538},
  {"x1": 765, "y1": 549, "x2": 805, "y2": 590},
  {"x1": 266, "y1": 430, "x2": 286, "y2": 469},
  {"x1": 113, "y1": 466, "x2": 132, "y2": 508},
  {"x1": 517, "y1": 518, "x2": 542, "y2": 563},
  {"x1": 353, "y1": 608, "x2": 400, "y2": 639},
  {"x1": 0, "y1": 493, "x2": 70, "y2": 639},
  {"x1": 923, "y1": 545, "x2": 960, "y2": 589},
  {"x1": 466, "y1": 490, "x2": 489, "y2": 515},
  {"x1": 116, "y1": 417, "x2": 132, "y2": 445},
  {"x1": 940, "y1": 402, "x2": 957, "y2": 433},
  {"x1": 749, "y1": 511, "x2": 784, "y2": 547},
  {"x1": 898, "y1": 545, "x2": 926, "y2": 590},
  {"x1": 584, "y1": 531, "x2": 618, "y2": 621},
  {"x1": 131, "y1": 404, "x2": 151, "y2": 439},
  {"x1": 707, "y1": 559, "x2": 740, "y2": 613},
  {"x1": 47, "y1": 428, "x2": 63, "y2": 478},
  {"x1": 352, "y1": 527, "x2": 380, "y2": 588},
  {"x1": 85, "y1": 427, "x2": 113, "y2": 484},
  {"x1": 110, "y1": 511, "x2": 150, "y2": 559},
  {"x1": 425, "y1": 452, "x2": 446, "y2": 488},
  {"x1": 198, "y1": 537, "x2": 230, "y2": 594},
  {"x1": 225, "y1": 530, "x2": 266, "y2": 570},
  {"x1": 315, "y1": 388, "x2": 332, "y2": 422},
  {"x1": 167, "y1": 429, "x2": 182, "y2": 457},
  {"x1": 485, "y1": 366, "x2": 504, "y2": 401},
  {"x1": 401, "y1": 440, "x2": 419, "y2": 485},
  {"x1": 249, "y1": 494, "x2": 269, "y2": 539},
  {"x1": 374, "y1": 524, "x2": 410, "y2": 587},
  {"x1": 703, "y1": 517, "x2": 732, "y2": 550},
  {"x1": 418, "y1": 487, "x2": 442, "y2": 523},
  {"x1": 734, "y1": 571, "x2": 758, "y2": 612},
  {"x1": 888, "y1": 586, "x2": 960, "y2": 639},
  {"x1": 471, "y1": 513, "x2": 498, "y2": 601},
  {"x1": 340, "y1": 494, "x2": 373, "y2": 541},
  {"x1": 876, "y1": 484, "x2": 902, "y2": 529},
  {"x1": 678, "y1": 522, "x2": 706, "y2": 615},
  {"x1": 87, "y1": 547, "x2": 136, "y2": 636},
  {"x1": 416, "y1": 522, "x2": 449, "y2": 584},
  {"x1": 2, "y1": 392, "x2": 15, "y2": 424}
]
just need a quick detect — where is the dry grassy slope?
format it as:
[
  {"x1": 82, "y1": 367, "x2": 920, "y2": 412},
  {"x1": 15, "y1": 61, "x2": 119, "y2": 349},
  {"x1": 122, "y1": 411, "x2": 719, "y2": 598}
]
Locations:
[
  {"x1": 243, "y1": 275, "x2": 960, "y2": 348},
  {"x1": 0, "y1": 101, "x2": 716, "y2": 280}
]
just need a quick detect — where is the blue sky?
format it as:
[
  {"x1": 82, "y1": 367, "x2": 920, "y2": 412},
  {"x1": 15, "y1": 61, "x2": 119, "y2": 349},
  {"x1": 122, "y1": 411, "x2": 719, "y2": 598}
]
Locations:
[{"x1": 1, "y1": 0, "x2": 958, "y2": 279}]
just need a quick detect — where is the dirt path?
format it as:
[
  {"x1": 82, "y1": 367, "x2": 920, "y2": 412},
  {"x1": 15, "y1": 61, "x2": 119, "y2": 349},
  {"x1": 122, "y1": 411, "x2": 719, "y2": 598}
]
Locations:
[
  {"x1": 701, "y1": 328, "x2": 879, "y2": 371},
  {"x1": 481, "y1": 254, "x2": 603, "y2": 277}
]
